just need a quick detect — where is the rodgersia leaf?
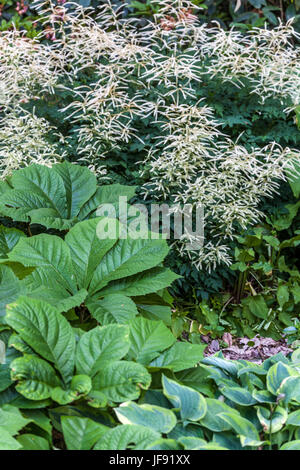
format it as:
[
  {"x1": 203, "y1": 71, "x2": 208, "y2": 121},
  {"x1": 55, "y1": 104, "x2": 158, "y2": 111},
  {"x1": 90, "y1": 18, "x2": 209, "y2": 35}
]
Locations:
[
  {"x1": 6, "y1": 297, "x2": 76, "y2": 385},
  {"x1": 0, "y1": 265, "x2": 24, "y2": 317},
  {"x1": 87, "y1": 294, "x2": 138, "y2": 325},
  {"x1": 61, "y1": 416, "x2": 108, "y2": 450},
  {"x1": 0, "y1": 226, "x2": 25, "y2": 259},
  {"x1": 51, "y1": 375, "x2": 92, "y2": 405},
  {"x1": 10, "y1": 355, "x2": 60, "y2": 400},
  {"x1": 94, "y1": 424, "x2": 160, "y2": 450}
]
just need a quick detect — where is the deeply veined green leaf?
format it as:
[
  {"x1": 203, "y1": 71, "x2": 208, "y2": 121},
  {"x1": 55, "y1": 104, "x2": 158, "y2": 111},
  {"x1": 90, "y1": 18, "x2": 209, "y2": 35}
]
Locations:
[
  {"x1": 162, "y1": 375, "x2": 207, "y2": 421},
  {"x1": 17, "y1": 434, "x2": 50, "y2": 450},
  {"x1": 62, "y1": 416, "x2": 108, "y2": 450},
  {"x1": 115, "y1": 401, "x2": 177, "y2": 433},
  {"x1": 128, "y1": 317, "x2": 176, "y2": 365},
  {"x1": 76, "y1": 325, "x2": 130, "y2": 377},
  {"x1": 0, "y1": 404, "x2": 31, "y2": 435},
  {"x1": 149, "y1": 342, "x2": 205, "y2": 372},
  {"x1": 87, "y1": 294, "x2": 138, "y2": 325},
  {"x1": 65, "y1": 218, "x2": 118, "y2": 288},
  {"x1": 6, "y1": 297, "x2": 76, "y2": 385},
  {"x1": 0, "y1": 427, "x2": 22, "y2": 450},
  {"x1": 10, "y1": 355, "x2": 60, "y2": 400},
  {"x1": 51, "y1": 375, "x2": 92, "y2": 405},
  {"x1": 0, "y1": 265, "x2": 23, "y2": 317},
  {"x1": 8, "y1": 234, "x2": 76, "y2": 294},
  {"x1": 93, "y1": 361, "x2": 151, "y2": 403},
  {"x1": 94, "y1": 424, "x2": 160, "y2": 450},
  {"x1": 0, "y1": 226, "x2": 25, "y2": 259}
]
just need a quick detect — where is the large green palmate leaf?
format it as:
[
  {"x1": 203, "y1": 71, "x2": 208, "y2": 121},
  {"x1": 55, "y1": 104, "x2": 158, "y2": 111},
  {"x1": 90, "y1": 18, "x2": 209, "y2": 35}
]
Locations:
[
  {"x1": 92, "y1": 361, "x2": 151, "y2": 403},
  {"x1": 0, "y1": 162, "x2": 136, "y2": 230},
  {"x1": 75, "y1": 325, "x2": 130, "y2": 377},
  {"x1": 6, "y1": 297, "x2": 76, "y2": 385},
  {"x1": 6, "y1": 218, "x2": 178, "y2": 321},
  {"x1": 94, "y1": 424, "x2": 160, "y2": 450}
]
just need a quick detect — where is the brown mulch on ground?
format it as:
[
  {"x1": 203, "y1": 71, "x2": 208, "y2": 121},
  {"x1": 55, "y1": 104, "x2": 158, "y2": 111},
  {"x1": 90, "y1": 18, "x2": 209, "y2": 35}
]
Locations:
[{"x1": 202, "y1": 333, "x2": 292, "y2": 363}]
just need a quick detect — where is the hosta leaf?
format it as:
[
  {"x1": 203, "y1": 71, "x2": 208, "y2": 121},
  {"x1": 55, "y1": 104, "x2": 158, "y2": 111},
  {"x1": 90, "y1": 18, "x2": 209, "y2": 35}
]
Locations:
[
  {"x1": 162, "y1": 375, "x2": 207, "y2": 421},
  {"x1": 115, "y1": 401, "x2": 177, "y2": 433},
  {"x1": 6, "y1": 297, "x2": 76, "y2": 385},
  {"x1": 128, "y1": 317, "x2": 176, "y2": 365},
  {"x1": 199, "y1": 399, "x2": 239, "y2": 432},
  {"x1": 150, "y1": 342, "x2": 205, "y2": 372},
  {"x1": 93, "y1": 361, "x2": 151, "y2": 403},
  {"x1": 62, "y1": 416, "x2": 108, "y2": 450},
  {"x1": 218, "y1": 412, "x2": 260, "y2": 446},
  {"x1": 52, "y1": 161, "x2": 97, "y2": 219},
  {"x1": 76, "y1": 325, "x2": 130, "y2": 377},
  {"x1": 51, "y1": 375, "x2": 92, "y2": 405},
  {"x1": 145, "y1": 439, "x2": 181, "y2": 450},
  {"x1": 10, "y1": 355, "x2": 60, "y2": 400},
  {"x1": 280, "y1": 440, "x2": 300, "y2": 450},
  {"x1": 17, "y1": 434, "x2": 50, "y2": 450},
  {"x1": 87, "y1": 294, "x2": 138, "y2": 325},
  {"x1": 257, "y1": 406, "x2": 287, "y2": 433},
  {"x1": 266, "y1": 361, "x2": 298, "y2": 395},
  {"x1": 94, "y1": 424, "x2": 160, "y2": 450},
  {"x1": 178, "y1": 437, "x2": 227, "y2": 450},
  {"x1": 278, "y1": 376, "x2": 300, "y2": 404},
  {"x1": 287, "y1": 409, "x2": 300, "y2": 426},
  {"x1": 89, "y1": 237, "x2": 170, "y2": 295},
  {"x1": 220, "y1": 385, "x2": 257, "y2": 406},
  {"x1": 65, "y1": 218, "x2": 118, "y2": 288},
  {"x1": 8, "y1": 234, "x2": 76, "y2": 293}
]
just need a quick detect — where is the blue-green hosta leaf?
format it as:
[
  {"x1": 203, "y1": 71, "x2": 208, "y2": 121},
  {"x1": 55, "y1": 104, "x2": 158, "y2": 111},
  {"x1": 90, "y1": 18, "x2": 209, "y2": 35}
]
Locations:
[
  {"x1": 52, "y1": 161, "x2": 97, "y2": 219},
  {"x1": 115, "y1": 401, "x2": 177, "y2": 433},
  {"x1": 145, "y1": 439, "x2": 181, "y2": 450},
  {"x1": 162, "y1": 375, "x2": 207, "y2": 422},
  {"x1": 257, "y1": 406, "x2": 287, "y2": 433},
  {"x1": 199, "y1": 399, "x2": 239, "y2": 432},
  {"x1": 94, "y1": 424, "x2": 160, "y2": 450},
  {"x1": 93, "y1": 361, "x2": 151, "y2": 403},
  {"x1": 178, "y1": 437, "x2": 227, "y2": 450},
  {"x1": 17, "y1": 434, "x2": 50, "y2": 450},
  {"x1": 76, "y1": 325, "x2": 130, "y2": 377},
  {"x1": 252, "y1": 389, "x2": 276, "y2": 404},
  {"x1": 6, "y1": 297, "x2": 76, "y2": 385},
  {"x1": 278, "y1": 376, "x2": 300, "y2": 404},
  {"x1": 89, "y1": 237, "x2": 170, "y2": 295},
  {"x1": 280, "y1": 440, "x2": 300, "y2": 450},
  {"x1": 65, "y1": 218, "x2": 118, "y2": 289},
  {"x1": 0, "y1": 226, "x2": 25, "y2": 259},
  {"x1": 10, "y1": 355, "x2": 60, "y2": 400},
  {"x1": 61, "y1": 416, "x2": 108, "y2": 450},
  {"x1": 201, "y1": 356, "x2": 239, "y2": 377},
  {"x1": 8, "y1": 234, "x2": 76, "y2": 294},
  {"x1": 0, "y1": 404, "x2": 31, "y2": 435},
  {"x1": 287, "y1": 410, "x2": 300, "y2": 426},
  {"x1": 220, "y1": 385, "x2": 257, "y2": 406},
  {"x1": 51, "y1": 375, "x2": 92, "y2": 405},
  {"x1": 0, "y1": 265, "x2": 24, "y2": 317},
  {"x1": 128, "y1": 317, "x2": 175, "y2": 365},
  {"x1": 218, "y1": 412, "x2": 261, "y2": 447},
  {"x1": 266, "y1": 361, "x2": 298, "y2": 395},
  {"x1": 98, "y1": 267, "x2": 180, "y2": 297},
  {"x1": 87, "y1": 294, "x2": 138, "y2": 325},
  {"x1": 149, "y1": 342, "x2": 205, "y2": 372},
  {"x1": 0, "y1": 428, "x2": 22, "y2": 450}
]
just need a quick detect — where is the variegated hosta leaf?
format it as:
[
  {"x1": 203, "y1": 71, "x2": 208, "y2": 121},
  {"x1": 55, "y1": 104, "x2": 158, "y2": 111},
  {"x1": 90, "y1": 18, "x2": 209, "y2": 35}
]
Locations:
[
  {"x1": 75, "y1": 325, "x2": 130, "y2": 377},
  {"x1": 162, "y1": 375, "x2": 207, "y2": 422},
  {"x1": 94, "y1": 424, "x2": 160, "y2": 450},
  {"x1": 115, "y1": 401, "x2": 177, "y2": 434},
  {"x1": 6, "y1": 297, "x2": 76, "y2": 385},
  {"x1": 10, "y1": 355, "x2": 60, "y2": 400},
  {"x1": 92, "y1": 361, "x2": 151, "y2": 403}
]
